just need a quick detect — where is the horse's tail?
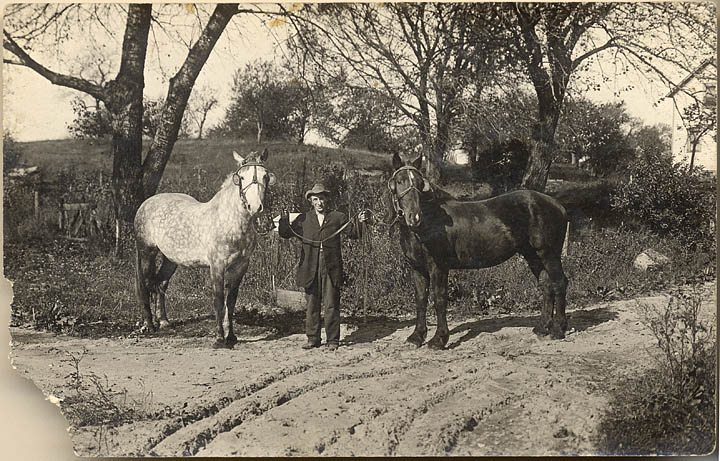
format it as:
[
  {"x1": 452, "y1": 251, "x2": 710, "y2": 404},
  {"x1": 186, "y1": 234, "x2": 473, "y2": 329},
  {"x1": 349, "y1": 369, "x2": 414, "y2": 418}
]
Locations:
[{"x1": 135, "y1": 240, "x2": 151, "y2": 305}]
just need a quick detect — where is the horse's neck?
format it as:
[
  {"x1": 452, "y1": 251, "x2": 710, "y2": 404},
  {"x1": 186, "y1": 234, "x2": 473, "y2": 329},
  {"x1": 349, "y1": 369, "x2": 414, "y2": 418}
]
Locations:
[{"x1": 211, "y1": 184, "x2": 254, "y2": 228}]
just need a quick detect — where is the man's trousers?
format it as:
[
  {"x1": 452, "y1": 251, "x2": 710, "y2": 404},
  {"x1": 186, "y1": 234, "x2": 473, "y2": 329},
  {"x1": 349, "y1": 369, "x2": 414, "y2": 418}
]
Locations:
[{"x1": 304, "y1": 253, "x2": 341, "y2": 345}]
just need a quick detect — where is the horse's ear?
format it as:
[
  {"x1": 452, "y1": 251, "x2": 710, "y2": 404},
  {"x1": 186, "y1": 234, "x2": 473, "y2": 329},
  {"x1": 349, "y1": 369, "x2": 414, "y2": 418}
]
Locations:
[
  {"x1": 260, "y1": 148, "x2": 269, "y2": 162},
  {"x1": 411, "y1": 155, "x2": 422, "y2": 170},
  {"x1": 392, "y1": 152, "x2": 403, "y2": 170},
  {"x1": 233, "y1": 150, "x2": 245, "y2": 165},
  {"x1": 422, "y1": 178, "x2": 432, "y2": 193}
]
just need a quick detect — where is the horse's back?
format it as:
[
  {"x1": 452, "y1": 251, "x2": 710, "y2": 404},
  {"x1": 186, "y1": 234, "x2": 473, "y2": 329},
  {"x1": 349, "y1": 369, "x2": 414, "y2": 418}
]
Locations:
[
  {"x1": 487, "y1": 190, "x2": 567, "y2": 251},
  {"x1": 425, "y1": 189, "x2": 567, "y2": 266},
  {"x1": 135, "y1": 193, "x2": 210, "y2": 266}
]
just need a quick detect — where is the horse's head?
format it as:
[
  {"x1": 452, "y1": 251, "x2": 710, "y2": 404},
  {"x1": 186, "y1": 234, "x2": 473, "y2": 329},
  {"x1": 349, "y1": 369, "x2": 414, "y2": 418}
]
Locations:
[
  {"x1": 388, "y1": 152, "x2": 432, "y2": 228},
  {"x1": 231, "y1": 148, "x2": 276, "y2": 214}
]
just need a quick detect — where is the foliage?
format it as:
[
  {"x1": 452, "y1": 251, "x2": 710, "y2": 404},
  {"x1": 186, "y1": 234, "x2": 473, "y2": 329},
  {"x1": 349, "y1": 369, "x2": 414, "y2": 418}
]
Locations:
[
  {"x1": 597, "y1": 286, "x2": 716, "y2": 455},
  {"x1": 556, "y1": 99, "x2": 635, "y2": 175},
  {"x1": 611, "y1": 158, "x2": 716, "y2": 249},
  {"x1": 309, "y1": 76, "x2": 407, "y2": 154},
  {"x1": 67, "y1": 97, "x2": 113, "y2": 140},
  {"x1": 3, "y1": 131, "x2": 23, "y2": 172},
  {"x1": 4, "y1": 4, "x2": 249, "y2": 221},
  {"x1": 185, "y1": 86, "x2": 218, "y2": 140},
  {"x1": 215, "y1": 60, "x2": 310, "y2": 143},
  {"x1": 626, "y1": 122, "x2": 673, "y2": 166},
  {"x1": 470, "y1": 139, "x2": 529, "y2": 194},
  {"x1": 456, "y1": 88, "x2": 536, "y2": 156},
  {"x1": 286, "y1": 2, "x2": 512, "y2": 178},
  {"x1": 68, "y1": 96, "x2": 191, "y2": 140}
]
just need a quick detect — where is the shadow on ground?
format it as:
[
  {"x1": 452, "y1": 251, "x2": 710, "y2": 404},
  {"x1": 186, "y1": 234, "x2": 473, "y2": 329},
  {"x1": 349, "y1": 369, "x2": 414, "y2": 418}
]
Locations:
[
  {"x1": 342, "y1": 317, "x2": 415, "y2": 345},
  {"x1": 446, "y1": 306, "x2": 618, "y2": 349}
]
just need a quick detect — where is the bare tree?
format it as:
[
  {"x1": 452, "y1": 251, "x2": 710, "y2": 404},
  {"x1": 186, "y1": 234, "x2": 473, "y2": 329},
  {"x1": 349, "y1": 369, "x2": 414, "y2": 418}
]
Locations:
[
  {"x1": 489, "y1": 2, "x2": 715, "y2": 190},
  {"x1": 4, "y1": 3, "x2": 279, "y2": 221},
  {"x1": 285, "y1": 3, "x2": 505, "y2": 181},
  {"x1": 284, "y1": 3, "x2": 714, "y2": 189},
  {"x1": 186, "y1": 86, "x2": 218, "y2": 140}
]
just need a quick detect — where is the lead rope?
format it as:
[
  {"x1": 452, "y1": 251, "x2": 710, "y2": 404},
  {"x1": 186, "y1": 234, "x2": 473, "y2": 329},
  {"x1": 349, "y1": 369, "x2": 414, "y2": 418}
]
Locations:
[{"x1": 284, "y1": 210, "x2": 366, "y2": 245}]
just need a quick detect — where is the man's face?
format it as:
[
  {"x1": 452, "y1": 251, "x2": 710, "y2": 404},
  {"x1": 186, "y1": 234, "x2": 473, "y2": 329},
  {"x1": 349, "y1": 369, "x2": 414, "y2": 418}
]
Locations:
[{"x1": 310, "y1": 194, "x2": 327, "y2": 213}]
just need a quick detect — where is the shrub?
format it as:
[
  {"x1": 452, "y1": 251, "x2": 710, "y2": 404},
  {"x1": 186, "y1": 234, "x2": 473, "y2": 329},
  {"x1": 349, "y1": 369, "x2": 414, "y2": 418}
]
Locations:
[
  {"x1": 470, "y1": 139, "x2": 529, "y2": 194},
  {"x1": 597, "y1": 286, "x2": 716, "y2": 455},
  {"x1": 3, "y1": 131, "x2": 23, "y2": 173},
  {"x1": 612, "y1": 159, "x2": 716, "y2": 249}
]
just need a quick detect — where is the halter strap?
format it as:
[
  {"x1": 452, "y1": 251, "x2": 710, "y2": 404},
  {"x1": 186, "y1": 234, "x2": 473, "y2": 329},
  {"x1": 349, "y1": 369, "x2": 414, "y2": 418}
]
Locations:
[
  {"x1": 232, "y1": 162, "x2": 272, "y2": 209},
  {"x1": 388, "y1": 165, "x2": 425, "y2": 215}
]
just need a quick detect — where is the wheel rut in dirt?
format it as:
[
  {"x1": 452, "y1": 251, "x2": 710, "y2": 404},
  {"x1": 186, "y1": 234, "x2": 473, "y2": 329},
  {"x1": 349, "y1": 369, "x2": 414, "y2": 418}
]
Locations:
[{"x1": 9, "y1": 285, "x2": 716, "y2": 457}]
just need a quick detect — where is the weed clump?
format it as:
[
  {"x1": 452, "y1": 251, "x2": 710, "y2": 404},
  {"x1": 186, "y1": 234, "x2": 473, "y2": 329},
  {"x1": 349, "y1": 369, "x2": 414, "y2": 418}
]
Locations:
[{"x1": 597, "y1": 285, "x2": 716, "y2": 455}]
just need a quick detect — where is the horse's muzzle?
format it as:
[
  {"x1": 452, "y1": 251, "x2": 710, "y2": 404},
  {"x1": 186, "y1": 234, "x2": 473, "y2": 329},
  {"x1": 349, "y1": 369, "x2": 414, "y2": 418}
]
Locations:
[{"x1": 405, "y1": 212, "x2": 422, "y2": 228}]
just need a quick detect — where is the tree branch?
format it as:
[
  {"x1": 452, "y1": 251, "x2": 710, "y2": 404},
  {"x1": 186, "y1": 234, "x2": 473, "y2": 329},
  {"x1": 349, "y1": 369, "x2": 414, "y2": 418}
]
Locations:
[{"x1": 3, "y1": 31, "x2": 105, "y2": 100}]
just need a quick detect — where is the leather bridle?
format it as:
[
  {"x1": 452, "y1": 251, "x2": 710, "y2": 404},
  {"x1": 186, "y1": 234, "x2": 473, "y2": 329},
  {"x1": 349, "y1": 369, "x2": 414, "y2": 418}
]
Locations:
[
  {"x1": 388, "y1": 165, "x2": 425, "y2": 216},
  {"x1": 232, "y1": 161, "x2": 275, "y2": 211}
]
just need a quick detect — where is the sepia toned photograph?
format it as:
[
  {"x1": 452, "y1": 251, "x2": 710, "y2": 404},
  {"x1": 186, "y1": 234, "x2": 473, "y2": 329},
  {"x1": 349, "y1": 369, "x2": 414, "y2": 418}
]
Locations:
[{"x1": 2, "y1": 2, "x2": 716, "y2": 457}]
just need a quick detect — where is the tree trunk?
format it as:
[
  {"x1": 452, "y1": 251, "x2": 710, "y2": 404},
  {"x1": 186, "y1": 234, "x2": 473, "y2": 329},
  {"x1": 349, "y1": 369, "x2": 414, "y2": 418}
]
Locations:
[
  {"x1": 689, "y1": 140, "x2": 698, "y2": 173},
  {"x1": 141, "y1": 4, "x2": 238, "y2": 198},
  {"x1": 197, "y1": 113, "x2": 207, "y2": 140},
  {"x1": 522, "y1": 104, "x2": 560, "y2": 192},
  {"x1": 106, "y1": 4, "x2": 151, "y2": 223},
  {"x1": 256, "y1": 120, "x2": 263, "y2": 144}
]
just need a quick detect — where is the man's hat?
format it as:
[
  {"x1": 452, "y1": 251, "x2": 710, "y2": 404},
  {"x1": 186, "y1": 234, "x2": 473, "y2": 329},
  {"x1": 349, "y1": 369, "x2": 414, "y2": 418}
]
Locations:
[{"x1": 305, "y1": 183, "x2": 330, "y2": 200}]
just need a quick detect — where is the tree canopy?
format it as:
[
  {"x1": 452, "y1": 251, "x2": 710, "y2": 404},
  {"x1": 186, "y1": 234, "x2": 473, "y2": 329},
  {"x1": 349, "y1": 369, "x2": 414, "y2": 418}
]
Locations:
[{"x1": 283, "y1": 2, "x2": 715, "y2": 189}]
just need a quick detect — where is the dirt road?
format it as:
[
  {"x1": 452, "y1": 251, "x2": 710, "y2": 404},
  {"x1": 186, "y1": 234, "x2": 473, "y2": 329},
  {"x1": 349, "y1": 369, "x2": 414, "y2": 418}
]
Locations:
[{"x1": 9, "y1": 284, "x2": 716, "y2": 457}]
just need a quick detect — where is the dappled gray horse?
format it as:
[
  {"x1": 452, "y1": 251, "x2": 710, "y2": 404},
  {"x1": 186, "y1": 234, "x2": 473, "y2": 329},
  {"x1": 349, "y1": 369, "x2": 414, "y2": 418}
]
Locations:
[
  {"x1": 134, "y1": 148, "x2": 276, "y2": 348},
  {"x1": 387, "y1": 153, "x2": 569, "y2": 349}
]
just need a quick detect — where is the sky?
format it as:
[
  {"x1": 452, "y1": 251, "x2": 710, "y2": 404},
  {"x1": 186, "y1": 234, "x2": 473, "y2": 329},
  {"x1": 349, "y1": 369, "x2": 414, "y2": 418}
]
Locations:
[
  {"x1": 3, "y1": 4, "x2": 286, "y2": 142},
  {"x1": 0, "y1": 4, "x2": 695, "y2": 143}
]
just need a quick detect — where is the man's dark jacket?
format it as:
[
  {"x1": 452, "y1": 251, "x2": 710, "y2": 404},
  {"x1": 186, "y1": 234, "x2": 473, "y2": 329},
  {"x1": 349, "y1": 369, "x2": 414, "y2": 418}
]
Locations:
[{"x1": 278, "y1": 210, "x2": 361, "y2": 289}]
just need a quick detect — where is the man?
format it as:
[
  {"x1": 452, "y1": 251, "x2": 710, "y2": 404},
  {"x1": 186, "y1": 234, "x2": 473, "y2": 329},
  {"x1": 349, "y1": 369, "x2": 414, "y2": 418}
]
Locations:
[{"x1": 279, "y1": 183, "x2": 371, "y2": 351}]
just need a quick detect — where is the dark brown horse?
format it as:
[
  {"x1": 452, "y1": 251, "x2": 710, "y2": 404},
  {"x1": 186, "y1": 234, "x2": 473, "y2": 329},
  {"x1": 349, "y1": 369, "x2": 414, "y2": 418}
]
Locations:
[{"x1": 388, "y1": 153, "x2": 569, "y2": 349}]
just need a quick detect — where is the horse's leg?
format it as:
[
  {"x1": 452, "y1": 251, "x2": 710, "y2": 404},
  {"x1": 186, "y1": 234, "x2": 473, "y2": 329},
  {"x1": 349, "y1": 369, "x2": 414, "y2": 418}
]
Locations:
[
  {"x1": 407, "y1": 268, "x2": 430, "y2": 347},
  {"x1": 135, "y1": 243, "x2": 158, "y2": 333},
  {"x1": 427, "y1": 266, "x2": 450, "y2": 350},
  {"x1": 155, "y1": 257, "x2": 177, "y2": 329},
  {"x1": 542, "y1": 254, "x2": 568, "y2": 340},
  {"x1": 522, "y1": 250, "x2": 553, "y2": 337},
  {"x1": 222, "y1": 260, "x2": 250, "y2": 349},
  {"x1": 209, "y1": 263, "x2": 229, "y2": 349}
]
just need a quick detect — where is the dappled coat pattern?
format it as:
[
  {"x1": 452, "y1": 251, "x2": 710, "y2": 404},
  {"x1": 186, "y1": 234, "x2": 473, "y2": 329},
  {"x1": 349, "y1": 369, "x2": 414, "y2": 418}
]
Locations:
[{"x1": 134, "y1": 149, "x2": 275, "y2": 348}]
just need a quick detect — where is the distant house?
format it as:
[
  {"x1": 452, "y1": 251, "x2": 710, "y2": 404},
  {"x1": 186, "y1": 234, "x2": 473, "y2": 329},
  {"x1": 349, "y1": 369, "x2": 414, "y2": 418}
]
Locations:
[
  {"x1": 663, "y1": 59, "x2": 717, "y2": 173},
  {"x1": 445, "y1": 145, "x2": 470, "y2": 165}
]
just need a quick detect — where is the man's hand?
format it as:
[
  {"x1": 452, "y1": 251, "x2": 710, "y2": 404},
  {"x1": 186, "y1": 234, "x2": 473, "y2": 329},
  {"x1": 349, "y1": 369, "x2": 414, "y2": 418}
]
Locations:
[{"x1": 358, "y1": 210, "x2": 372, "y2": 224}]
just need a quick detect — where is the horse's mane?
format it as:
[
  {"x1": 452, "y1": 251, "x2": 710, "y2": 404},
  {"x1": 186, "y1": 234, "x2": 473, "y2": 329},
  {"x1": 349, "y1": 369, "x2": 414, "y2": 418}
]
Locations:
[{"x1": 422, "y1": 184, "x2": 456, "y2": 203}]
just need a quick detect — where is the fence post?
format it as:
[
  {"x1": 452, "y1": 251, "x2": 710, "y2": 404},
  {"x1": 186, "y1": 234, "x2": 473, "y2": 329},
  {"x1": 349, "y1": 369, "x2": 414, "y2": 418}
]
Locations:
[
  {"x1": 562, "y1": 220, "x2": 571, "y2": 257},
  {"x1": 114, "y1": 219, "x2": 121, "y2": 257},
  {"x1": 34, "y1": 190, "x2": 40, "y2": 220}
]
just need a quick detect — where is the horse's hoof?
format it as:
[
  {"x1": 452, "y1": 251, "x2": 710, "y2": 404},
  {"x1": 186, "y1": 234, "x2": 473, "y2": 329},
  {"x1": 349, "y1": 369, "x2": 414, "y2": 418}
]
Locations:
[
  {"x1": 532, "y1": 326, "x2": 549, "y2": 337},
  {"x1": 225, "y1": 335, "x2": 238, "y2": 348},
  {"x1": 427, "y1": 337, "x2": 446, "y2": 350},
  {"x1": 212, "y1": 339, "x2": 231, "y2": 349},
  {"x1": 140, "y1": 322, "x2": 156, "y2": 334},
  {"x1": 158, "y1": 320, "x2": 171, "y2": 329},
  {"x1": 549, "y1": 328, "x2": 566, "y2": 340},
  {"x1": 406, "y1": 334, "x2": 424, "y2": 348}
]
